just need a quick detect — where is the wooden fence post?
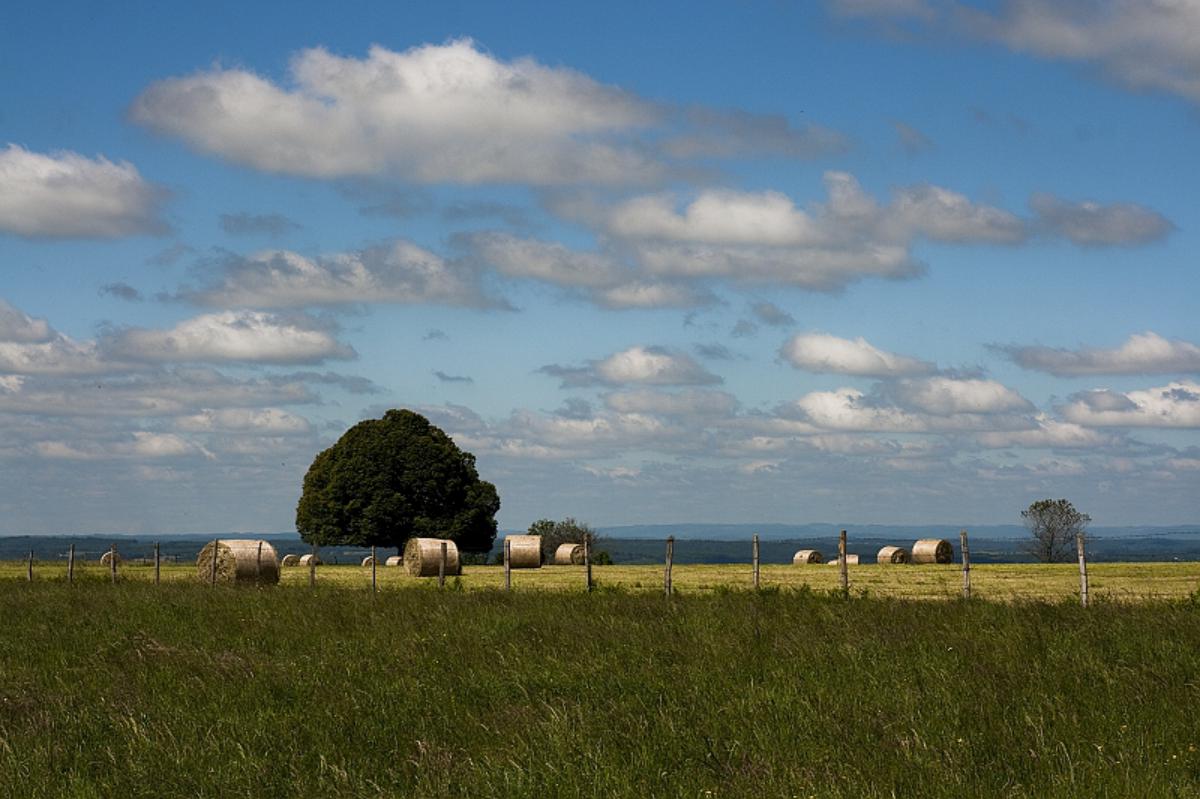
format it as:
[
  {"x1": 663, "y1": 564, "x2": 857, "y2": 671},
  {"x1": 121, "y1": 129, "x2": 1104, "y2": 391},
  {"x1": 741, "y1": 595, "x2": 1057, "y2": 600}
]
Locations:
[
  {"x1": 752, "y1": 533, "x2": 760, "y2": 590},
  {"x1": 210, "y1": 540, "x2": 219, "y2": 587},
  {"x1": 27, "y1": 550, "x2": 33, "y2": 582},
  {"x1": 110, "y1": 544, "x2": 118, "y2": 585},
  {"x1": 504, "y1": 538, "x2": 511, "y2": 591},
  {"x1": 839, "y1": 530, "x2": 848, "y2": 598},
  {"x1": 154, "y1": 542, "x2": 161, "y2": 586},
  {"x1": 1077, "y1": 532, "x2": 1089, "y2": 608},
  {"x1": 960, "y1": 529, "x2": 971, "y2": 600},
  {"x1": 371, "y1": 545, "x2": 378, "y2": 593},
  {"x1": 255, "y1": 541, "x2": 263, "y2": 582},
  {"x1": 67, "y1": 544, "x2": 75, "y2": 584},
  {"x1": 308, "y1": 544, "x2": 317, "y2": 589},
  {"x1": 439, "y1": 541, "x2": 447, "y2": 588},
  {"x1": 664, "y1": 536, "x2": 674, "y2": 597},
  {"x1": 584, "y1": 533, "x2": 593, "y2": 593}
]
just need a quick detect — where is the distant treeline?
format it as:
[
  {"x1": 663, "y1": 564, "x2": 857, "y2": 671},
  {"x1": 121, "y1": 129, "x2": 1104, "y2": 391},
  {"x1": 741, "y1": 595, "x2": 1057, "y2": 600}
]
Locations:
[{"x1": 3, "y1": 531, "x2": 1200, "y2": 564}]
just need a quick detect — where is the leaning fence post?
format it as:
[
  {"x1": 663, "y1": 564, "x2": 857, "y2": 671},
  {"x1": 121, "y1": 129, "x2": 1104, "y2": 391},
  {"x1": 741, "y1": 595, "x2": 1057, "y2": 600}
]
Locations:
[
  {"x1": 960, "y1": 529, "x2": 971, "y2": 600},
  {"x1": 1077, "y1": 532, "x2": 1089, "y2": 608},
  {"x1": 27, "y1": 550, "x2": 33, "y2": 582},
  {"x1": 439, "y1": 541, "x2": 447, "y2": 588},
  {"x1": 752, "y1": 533, "x2": 760, "y2": 590},
  {"x1": 584, "y1": 533, "x2": 593, "y2": 593},
  {"x1": 308, "y1": 544, "x2": 317, "y2": 589},
  {"x1": 504, "y1": 538, "x2": 511, "y2": 591},
  {"x1": 110, "y1": 544, "x2": 118, "y2": 585},
  {"x1": 371, "y1": 545, "x2": 378, "y2": 593},
  {"x1": 839, "y1": 530, "x2": 848, "y2": 598},
  {"x1": 154, "y1": 542, "x2": 161, "y2": 586},
  {"x1": 210, "y1": 539, "x2": 219, "y2": 586},
  {"x1": 67, "y1": 544, "x2": 75, "y2": 584},
  {"x1": 664, "y1": 536, "x2": 674, "y2": 597}
]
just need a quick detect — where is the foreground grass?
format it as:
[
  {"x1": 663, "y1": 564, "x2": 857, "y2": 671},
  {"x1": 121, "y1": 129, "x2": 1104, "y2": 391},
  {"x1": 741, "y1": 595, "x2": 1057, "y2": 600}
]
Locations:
[
  {"x1": 2, "y1": 583, "x2": 1199, "y2": 797},
  {"x1": 4, "y1": 559, "x2": 1198, "y2": 601}
]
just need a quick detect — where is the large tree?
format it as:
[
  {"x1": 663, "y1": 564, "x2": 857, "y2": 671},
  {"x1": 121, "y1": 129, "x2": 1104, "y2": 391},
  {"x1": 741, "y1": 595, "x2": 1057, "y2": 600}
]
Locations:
[
  {"x1": 527, "y1": 517, "x2": 595, "y2": 560},
  {"x1": 296, "y1": 409, "x2": 500, "y2": 553},
  {"x1": 1021, "y1": 498, "x2": 1090, "y2": 563}
]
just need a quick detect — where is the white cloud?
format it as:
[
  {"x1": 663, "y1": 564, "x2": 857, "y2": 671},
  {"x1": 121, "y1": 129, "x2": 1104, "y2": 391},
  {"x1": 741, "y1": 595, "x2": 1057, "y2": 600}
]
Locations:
[
  {"x1": 889, "y1": 376, "x2": 1032, "y2": 415},
  {"x1": 188, "y1": 241, "x2": 497, "y2": 309},
  {"x1": 1062, "y1": 382, "x2": 1200, "y2": 428},
  {"x1": 176, "y1": 408, "x2": 312, "y2": 434},
  {"x1": 781, "y1": 332, "x2": 934, "y2": 377},
  {"x1": 977, "y1": 415, "x2": 1113, "y2": 449},
  {"x1": 539, "y1": 346, "x2": 722, "y2": 388},
  {"x1": 0, "y1": 299, "x2": 111, "y2": 376},
  {"x1": 102, "y1": 311, "x2": 354, "y2": 364},
  {"x1": 603, "y1": 388, "x2": 738, "y2": 417},
  {"x1": 0, "y1": 300, "x2": 53, "y2": 343},
  {"x1": 1030, "y1": 194, "x2": 1173, "y2": 246},
  {"x1": 0, "y1": 144, "x2": 166, "y2": 238},
  {"x1": 132, "y1": 40, "x2": 663, "y2": 185},
  {"x1": 1002, "y1": 332, "x2": 1200, "y2": 376},
  {"x1": 35, "y1": 432, "x2": 209, "y2": 461}
]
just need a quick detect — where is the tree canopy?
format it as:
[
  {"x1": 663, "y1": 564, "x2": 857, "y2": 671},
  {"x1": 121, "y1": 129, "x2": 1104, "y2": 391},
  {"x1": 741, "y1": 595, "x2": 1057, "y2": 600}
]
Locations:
[
  {"x1": 1021, "y1": 498, "x2": 1090, "y2": 563},
  {"x1": 295, "y1": 409, "x2": 500, "y2": 553},
  {"x1": 526, "y1": 517, "x2": 595, "y2": 560}
]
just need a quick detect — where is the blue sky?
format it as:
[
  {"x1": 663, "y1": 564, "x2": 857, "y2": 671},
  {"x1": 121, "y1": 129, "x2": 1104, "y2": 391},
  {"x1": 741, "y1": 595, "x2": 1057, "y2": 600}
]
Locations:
[{"x1": 2, "y1": 0, "x2": 1198, "y2": 534}]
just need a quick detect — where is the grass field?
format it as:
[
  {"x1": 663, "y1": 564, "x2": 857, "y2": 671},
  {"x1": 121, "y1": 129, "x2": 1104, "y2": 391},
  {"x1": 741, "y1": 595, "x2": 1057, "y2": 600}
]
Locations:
[
  {"x1": 2, "y1": 577, "x2": 1200, "y2": 798},
  {"x1": 3, "y1": 559, "x2": 1198, "y2": 602}
]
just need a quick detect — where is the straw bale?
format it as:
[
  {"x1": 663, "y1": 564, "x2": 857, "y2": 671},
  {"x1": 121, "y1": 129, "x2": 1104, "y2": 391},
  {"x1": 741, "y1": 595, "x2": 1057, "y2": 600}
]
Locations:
[
  {"x1": 911, "y1": 538, "x2": 953, "y2": 564},
  {"x1": 403, "y1": 538, "x2": 461, "y2": 577},
  {"x1": 792, "y1": 549, "x2": 823, "y2": 565},
  {"x1": 298, "y1": 553, "x2": 321, "y2": 567},
  {"x1": 505, "y1": 535, "x2": 543, "y2": 569},
  {"x1": 99, "y1": 551, "x2": 122, "y2": 566},
  {"x1": 385, "y1": 555, "x2": 403, "y2": 567},
  {"x1": 877, "y1": 546, "x2": 910, "y2": 564},
  {"x1": 361, "y1": 555, "x2": 375, "y2": 567},
  {"x1": 195, "y1": 539, "x2": 279, "y2": 585},
  {"x1": 553, "y1": 542, "x2": 585, "y2": 565},
  {"x1": 281, "y1": 554, "x2": 299, "y2": 567},
  {"x1": 827, "y1": 554, "x2": 860, "y2": 566}
]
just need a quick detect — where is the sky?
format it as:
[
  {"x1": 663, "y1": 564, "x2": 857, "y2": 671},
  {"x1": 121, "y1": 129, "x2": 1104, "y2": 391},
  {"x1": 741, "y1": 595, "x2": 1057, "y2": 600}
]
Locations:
[{"x1": 1, "y1": 0, "x2": 1198, "y2": 534}]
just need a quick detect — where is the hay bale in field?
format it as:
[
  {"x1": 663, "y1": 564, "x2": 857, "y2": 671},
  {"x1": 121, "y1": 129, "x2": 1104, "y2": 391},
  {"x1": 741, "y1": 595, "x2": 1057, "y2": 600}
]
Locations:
[
  {"x1": 298, "y1": 553, "x2": 321, "y2": 567},
  {"x1": 827, "y1": 554, "x2": 860, "y2": 566},
  {"x1": 404, "y1": 538, "x2": 461, "y2": 577},
  {"x1": 385, "y1": 555, "x2": 403, "y2": 567},
  {"x1": 361, "y1": 555, "x2": 375, "y2": 567},
  {"x1": 281, "y1": 554, "x2": 299, "y2": 567},
  {"x1": 195, "y1": 539, "x2": 279, "y2": 585},
  {"x1": 505, "y1": 535, "x2": 543, "y2": 569},
  {"x1": 877, "y1": 546, "x2": 910, "y2": 564},
  {"x1": 911, "y1": 538, "x2": 953, "y2": 564},
  {"x1": 553, "y1": 543, "x2": 585, "y2": 565},
  {"x1": 792, "y1": 549, "x2": 823, "y2": 565},
  {"x1": 99, "y1": 550, "x2": 121, "y2": 567}
]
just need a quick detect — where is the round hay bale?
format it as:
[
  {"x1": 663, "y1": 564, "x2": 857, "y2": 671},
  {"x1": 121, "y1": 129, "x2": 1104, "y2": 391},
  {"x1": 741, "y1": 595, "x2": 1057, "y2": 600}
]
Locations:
[
  {"x1": 298, "y1": 553, "x2": 321, "y2": 567},
  {"x1": 281, "y1": 554, "x2": 299, "y2": 567},
  {"x1": 792, "y1": 549, "x2": 823, "y2": 565},
  {"x1": 385, "y1": 555, "x2": 403, "y2": 567},
  {"x1": 553, "y1": 543, "x2": 585, "y2": 565},
  {"x1": 403, "y1": 538, "x2": 461, "y2": 577},
  {"x1": 877, "y1": 546, "x2": 910, "y2": 564},
  {"x1": 99, "y1": 550, "x2": 122, "y2": 567},
  {"x1": 911, "y1": 538, "x2": 953, "y2": 564},
  {"x1": 827, "y1": 554, "x2": 860, "y2": 566},
  {"x1": 195, "y1": 539, "x2": 279, "y2": 585},
  {"x1": 505, "y1": 535, "x2": 543, "y2": 569},
  {"x1": 361, "y1": 555, "x2": 375, "y2": 567}
]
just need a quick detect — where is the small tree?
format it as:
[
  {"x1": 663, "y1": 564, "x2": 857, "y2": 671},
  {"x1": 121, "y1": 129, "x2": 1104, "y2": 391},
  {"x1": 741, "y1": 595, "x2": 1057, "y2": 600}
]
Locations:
[
  {"x1": 1021, "y1": 498, "x2": 1090, "y2": 563},
  {"x1": 527, "y1": 517, "x2": 596, "y2": 561}
]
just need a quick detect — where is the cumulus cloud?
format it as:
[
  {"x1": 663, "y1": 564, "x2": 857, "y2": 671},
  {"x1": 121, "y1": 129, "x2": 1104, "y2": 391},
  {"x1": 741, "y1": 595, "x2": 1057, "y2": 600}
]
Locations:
[
  {"x1": 102, "y1": 311, "x2": 354, "y2": 364},
  {"x1": 977, "y1": 415, "x2": 1113, "y2": 449},
  {"x1": 887, "y1": 376, "x2": 1032, "y2": 415},
  {"x1": 186, "y1": 241, "x2": 498, "y2": 309},
  {"x1": 1062, "y1": 382, "x2": 1200, "y2": 428},
  {"x1": 131, "y1": 39, "x2": 664, "y2": 185},
  {"x1": 0, "y1": 299, "x2": 110, "y2": 376},
  {"x1": 219, "y1": 212, "x2": 301, "y2": 237},
  {"x1": 1030, "y1": 194, "x2": 1173, "y2": 246},
  {"x1": 539, "y1": 346, "x2": 722, "y2": 388},
  {"x1": 0, "y1": 300, "x2": 53, "y2": 343},
  {"x1": 0, "y1": 144, "x2": 167, "y2": 238},
  {"x1": 781, "y1": 332, "x2": 934, "y2": 377},
  {"x1": 176, "y1": 407, "x2": 311, "y2": 434},
  {"x1": 999, "y1": 332, "x2": 1200, "y2": 376}
]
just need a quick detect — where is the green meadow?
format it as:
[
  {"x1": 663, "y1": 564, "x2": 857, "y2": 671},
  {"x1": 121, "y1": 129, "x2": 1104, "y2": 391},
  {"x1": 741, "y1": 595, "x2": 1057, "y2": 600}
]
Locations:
[{"x1": 2, "y1": 571, "x2": 1200, "y2": 797}]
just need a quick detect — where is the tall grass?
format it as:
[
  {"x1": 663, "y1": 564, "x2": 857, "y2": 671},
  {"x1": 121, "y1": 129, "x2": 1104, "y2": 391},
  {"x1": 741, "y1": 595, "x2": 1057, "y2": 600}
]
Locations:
[{"x1": 1, "y1": 582, "x2": 1198, "y2": 797}]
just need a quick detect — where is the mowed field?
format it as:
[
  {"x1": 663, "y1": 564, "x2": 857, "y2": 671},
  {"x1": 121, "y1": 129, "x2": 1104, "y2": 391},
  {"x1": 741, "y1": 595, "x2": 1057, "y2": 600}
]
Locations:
[{"x1": 3, "y1": 559, "x2": 1198, "y2": 601}]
